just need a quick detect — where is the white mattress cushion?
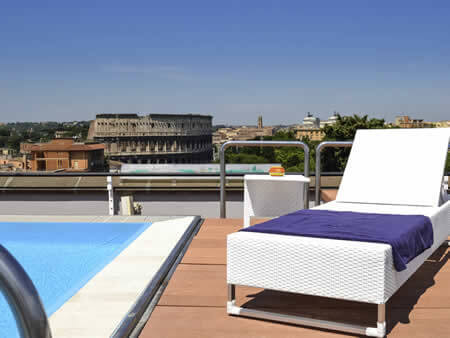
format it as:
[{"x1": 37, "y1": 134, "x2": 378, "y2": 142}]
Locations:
[{"x1": 336, "y1": 128, "x2": 450, "y2": 207}]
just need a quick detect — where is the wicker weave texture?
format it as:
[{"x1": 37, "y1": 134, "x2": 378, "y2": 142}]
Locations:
[
  {"x1": 227, "y1": 202, "x2": 449, "y2": 304},
  {"x1": 228, "y1": 232, "x2": 394, "y2": 304}
]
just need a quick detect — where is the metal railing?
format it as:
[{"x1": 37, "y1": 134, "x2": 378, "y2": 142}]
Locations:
[
  {"x1": 0, "y1": 172, "x2": 242, "y2": 177},
  {"x1": 0, "y1": 171, "x2": 249, "y2": 217},
  {"x1": 111, "y1": 216, "x2": 202, "y2": 337},
  {"x1": 0, "y1": 245, "x2": 51, "y2": 338},
  {"x1": 315, "y1": 141, "x2": 353, "y2": 206},
  {"x1": 219, "y1": 140, "x2": 310, "y2": 218}
]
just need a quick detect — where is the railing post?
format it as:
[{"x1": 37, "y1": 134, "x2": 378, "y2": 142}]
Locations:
[
  {"x1": 107, "y1": 176, "x2": 115, "y2": 216},
  {"x1": 220, "y1": 140, "x2": 310, "y2": 219},
  {"x1": 219, "y1": 144, "x2": 227, "y2": 218},
  {"x1": 0, "y1": 245, "x2": 52, "y2": 338},
  {"x1": 314, "y1": 141, "x2": 353, "y2": 206}
]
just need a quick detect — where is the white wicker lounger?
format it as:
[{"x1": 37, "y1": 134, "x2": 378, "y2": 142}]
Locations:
[{"x1": 227, "y1": 129, "x2": 450, "y2": 337}]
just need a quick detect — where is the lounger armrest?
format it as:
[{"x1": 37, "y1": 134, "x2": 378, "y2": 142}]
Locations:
[{"x1": 431, "y1": 201, "x2": 450, "y2": 238}]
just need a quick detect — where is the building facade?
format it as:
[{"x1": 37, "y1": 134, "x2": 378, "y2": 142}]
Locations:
[
  {"x1": 301, "y1": 112, "x2": 339, "y2": 129},
  {"x1": 0, "y1": 156, "x2": 27, "y2": 172},
  {"x1": 394, "y1": 115, "x2": 434, "y2": 128},
  {"x1": 87, "y1": 113, "x2": 213, "y2": 164},
  {"x1": 30, "y1": 139, "x2": 105, "y2": 171},
  {"x1": 257, "y1": 115, "x2": 263, "y2": 129},
  {"x1": 293, "y1": 112, "x2": 337, "y2": 141},
  {"x1": 212, "y1": 126, "x2": 274, "y2": 144},
  {"x1": 303, "y1": 113, "x2": 320, "y2": 128},
  {"x1": 295, "y1": 128, "x2": 325, "y2": 141},
  {"x1": 434, "y1": 120, "x2": 450, "y2": 128},
  {"x1": 20, "y1": 142, "x2": 34, "y2": 155},
  {"x1": 320, "y1": 113, "x2": 339, "y2": 128},
  {"x1": 212, "y1": 116, "x2": 274, "y2": 145}
]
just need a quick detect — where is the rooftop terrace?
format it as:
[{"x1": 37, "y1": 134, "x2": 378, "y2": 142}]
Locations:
[
  {"x1": 140, "y1": 218, "x2": 450, "y2": 338},
  {"x1": 0, "y1": 135, "x2": 448, "y2": 337}
]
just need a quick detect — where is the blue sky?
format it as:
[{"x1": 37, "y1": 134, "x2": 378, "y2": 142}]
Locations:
[{"x1": 0, "y1": 0, "x2": 449, "y2": 124}]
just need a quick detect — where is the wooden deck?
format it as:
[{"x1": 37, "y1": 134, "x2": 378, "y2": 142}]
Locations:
[
  {"x1": 321, "y1": 189, "x2": 339, "y2": 203},
  {"x1": 140, "y1": 219, "x2": 450, "y2": 338}
]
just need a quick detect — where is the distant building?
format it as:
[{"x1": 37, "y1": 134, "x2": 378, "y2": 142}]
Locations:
[
  {"x1": 320, "y1": 113, "x2": 339, "y2": 128},
  {"x1": 20, "y1": 142, "x2": 35, "y2": 155},
  {"x1": 0, "y1": 148, "x2": 15, "y2": 157},
  {"x1": 300, "y1": 112, "x2": 339, "y2": 129},
  {"x1": 0, "y1": 156, "x2": 27, "y2": 172},
  {"x1": 88, "y1": 113, "x2": 213, "y2": 164},
  {"x1": 0, "y1": 147, "x2": 29, "y2": 171},
  {"x1": 258, "y1": 115, "x2": 263, "y2": 129},
  {"x1": 394, "y1": 115, "x2": 433, "y2": 128},
  {"x1": 212, "y1": 125, "x2": 274, "y2": 145},
  {"x1": 212, "y1": 130, "x2": 227, "y2": 145},
  {"x1": 55, "y1": 130, "x2": 68, "y2": 138},
  {"x1": 295, "y1": 128, "x2": 325, "y2": 141},
  {"x1": 434, "y1": 120, "x2": 450, "y2": 128},
  {"x1": 30, "y1": 138, "x2": 105, "y2": 172},
  {"x1": 212, "y1": 116, "x2": 274, "y2": 145},
  {"x1": 292, "y1": 112, "x2": 337, "y2": 140},
  {"x1": 303, "y1": 113, "x2": 320, "y2": 128}
]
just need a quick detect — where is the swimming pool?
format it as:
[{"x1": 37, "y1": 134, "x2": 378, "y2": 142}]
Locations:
[{"x1": 0, "y1": 221, "x2": 151, "y2": 337}]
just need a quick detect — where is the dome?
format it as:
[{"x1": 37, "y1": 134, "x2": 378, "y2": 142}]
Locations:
[{"x1": 329, "y1": 114, "x2": 338, "y2": 121}]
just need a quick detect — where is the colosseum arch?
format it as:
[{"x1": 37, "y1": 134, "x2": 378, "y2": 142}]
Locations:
[{"x1": 88, "y1": 113, "x2": 213, "y2": 164}]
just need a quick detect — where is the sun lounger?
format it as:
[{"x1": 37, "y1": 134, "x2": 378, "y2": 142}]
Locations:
[{"x1": 227, "y1": 128, "x2": 450, "y2": 337}]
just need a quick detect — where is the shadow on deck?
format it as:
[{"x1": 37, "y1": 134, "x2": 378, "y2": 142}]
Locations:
[{"x1": 140, "y1": 219, "x2": 450, "y2": 338}]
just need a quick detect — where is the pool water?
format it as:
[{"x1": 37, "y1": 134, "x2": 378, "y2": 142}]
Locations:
[{"x1": 0, "y1": 221, "x2": 151, "y2": 337}]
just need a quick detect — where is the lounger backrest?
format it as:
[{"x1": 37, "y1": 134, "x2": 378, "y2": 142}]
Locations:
[{"x1": 336, "y1": 128, "x2": 450, "y2": 207}]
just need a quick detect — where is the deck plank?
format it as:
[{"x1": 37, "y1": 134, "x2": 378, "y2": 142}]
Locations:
[{"x1": 140, "y1": 218, "x2": 450, "y2": 338}]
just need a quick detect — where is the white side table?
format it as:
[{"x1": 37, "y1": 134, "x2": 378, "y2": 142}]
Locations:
[{"x1": 244, "y1": 174, "x2": 310, "y2": 227}]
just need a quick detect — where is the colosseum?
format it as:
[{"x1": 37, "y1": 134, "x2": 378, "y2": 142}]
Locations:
[{"x1": 87, "y1": 113, "x2": 213, "y2": 164}]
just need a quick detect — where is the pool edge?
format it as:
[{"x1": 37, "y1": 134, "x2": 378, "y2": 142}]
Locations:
[{"x1": 110, "y1": 215, "x2": 203, "y2": 338}]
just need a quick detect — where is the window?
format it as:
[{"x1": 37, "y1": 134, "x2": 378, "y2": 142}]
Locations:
[{"x1": 57, "y1": 160, "x2": 63, "y2": 168}]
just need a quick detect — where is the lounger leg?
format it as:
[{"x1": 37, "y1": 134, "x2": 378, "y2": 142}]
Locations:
[
  {"x1": 228, "y1": 284, "x2": 235, "y2": 302},
  {"x1": 227, "y1": 287, "x2": 386, "y2": 337},
  {"x1": 378, "y1": 304, "x2": 387, "y2": 336},
  {"x1": 366, "y1": 303, "x2": 386, "y2": 337},
  {"x1": 227, "y1": 284, "x2": 239, "y2": 315}
]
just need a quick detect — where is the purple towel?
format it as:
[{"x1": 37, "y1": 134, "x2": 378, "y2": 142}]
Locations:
[{"x1": 241, "y1": 209, "x2": 433, "y2": 271}]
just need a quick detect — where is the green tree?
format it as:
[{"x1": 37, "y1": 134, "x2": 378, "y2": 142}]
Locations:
[
  {"x1": 223, "y1": 130, "x2": 315, "y2": 173},
  {"x1": 322, "y1": 114, "x2": 385, "y2": 140},
  {"x1": 0, "y1": 127, "x2": 9, "y2": 137},
  {"x1": 321, "y1": 114, "x2": 385, "y2": 172},
  {"x1": 6, "y1": 134, "x2": 22, "y2": 152},
  {"x1": 225, "y1": 153, "x2": 269, "y2": 164}
]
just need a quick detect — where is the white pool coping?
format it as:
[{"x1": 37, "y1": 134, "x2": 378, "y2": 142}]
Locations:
[{"x1": 0, "y1": 215, "x2": 197, "y2": 337}]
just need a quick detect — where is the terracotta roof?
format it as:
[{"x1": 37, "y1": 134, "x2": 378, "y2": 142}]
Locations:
[{"x1": 30, "y1": 143, "x2": 105, "y2": 152}]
